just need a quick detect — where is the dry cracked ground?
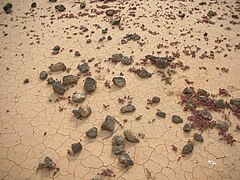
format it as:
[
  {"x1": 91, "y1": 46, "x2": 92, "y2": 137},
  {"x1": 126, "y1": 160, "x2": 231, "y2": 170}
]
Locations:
[{"x1": 0, "y1": 0, "x2": 240, "y2": 179}]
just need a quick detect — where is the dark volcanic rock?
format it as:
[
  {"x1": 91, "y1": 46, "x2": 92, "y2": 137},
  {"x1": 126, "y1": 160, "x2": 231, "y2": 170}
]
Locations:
[
  {"x1": 49, "y1": 62, "x2": 66, "y2": 72},
  {"x1": 49, "y1": 0, "x2": 57, "y2": 2},
  {"x1": 52, "y1": 81, "x2": 65, "y2": 95},
  {"x1": 182, "y1": 141, "x2": 194, "y2": 155},
  {"x1": 124, "y1": 130, "x2": 139, "y2": 143},
  {"x1": 72, "y1": 106, "x2": 91, "y2": 118},
  {"x1": 63, "y1": 75, "x2": 78, "y2": 85},
  {"x1": 111, "y1": 17, "x2": 121, "y2": 25},
  {"x1": 72, "y1": 92, "x2": 85, "y2": 103},
  {"x1": 106, "y1": 9, "x2": 115, "y2": 16},
  {"x1": 43, "y1": 156, "x2": 55, "y2": 169},
  {"x1": 154, "y1": 58, "x2": 170, "y2": 69},
  {"x1": 216, "y1": 121, "x2": 229, "y2": 132},
  {"x1": 214, "y1": 99, "x2": 225, "y2": 109},
  {"x1": 86, "y1": 39, "x2": 92, "y2": 44},
  {"x1": 84, "y1": 77, "x2": 97, "y2": 93},
  {"x1": 137, "y1": 68, "x2": 152, "y2": 78},
  {"x1": 183, "y1": 123, "x2": 192, "y2": 132},
  {"x1": 112, "y1": 77, "x2": 126, "y2": 87},
  {"x1": 121, "y1": 56, "x2": 132, "y2": 65},
  {"x1": 55, "y1": 4, "x2": 66, "y2": 12},
  {"x1": 230, "y1": 98, "x2": 240, "y2": 106},
  {"x1": 207, "y1": 10, "x2": 217, "y2": 17},
  {"x1": 121, "y1": 104, "x2": 136, "y2": 113},
  {"x1": 156, "y1": 111, "x2": 166, "y2": 118},
  {"x1": 52, "y1": 45, "x2": 60, "y2": 51},
  {"x1": 101, "y1": 115, "x2": 116, "y2": 132},
  {"x1": 86, "y1": 127, "x2": 98, "y2": 138},
  {"x1": 23, "y1": 79, "x2": 29, "y2": 84},
  {"x1": 112, "y1": 135, "x2": 125, "y2": 155},
  {"x1": 31, "y1": 2, "x2": 37, "y2": 8},
  {"x1": 152, "y1": 96, "x2": 160, "y2": 103},
  {"x1": 39, "y1": 71, "x2": 48, "y2": 80},
  {"x1": 77, "y1": 63, "x2": 89, "y2": 73},
  {"x1": 80, "y1": 2, "x2": 86, "y2": 9},
  {"x1": 194, "y1": 133, "x2": 204, "y2": 142},
  {"x1": 186, "y1": 102, "x2": 197, "y2": 110},
  {"x1": 75, "y1": 51, "x2": 81, "y2": 56},
  {"x1": 200, "y1": 109, "x2": 212, "y2": 120},
  {"x1": 3, "y1": 3, "x2": 12, "y2": 13},
  {"x1": 47, "y1": 77, "x2": 55, "y2": 84},
  {"x1": 197, "y1": 89, "x2": 208, "y2": 96},
  {"x1": 183, "y1": 87, "x2": 193, "y2": 94},
  {"x1": 124, "y1": 33, "x2": 141, "y2": 41},
  {"x1": 71, "y1": 142, "x2": 82, "y2": 154},
  {"x1": 112, "y1": 53, "x2": 123, "y2": 62},
  {"x1": 119, "y1": 152, "x2": 134, "y2": 167},
  {"x1": 172, "y1": 115, "x2": 183, "y2": 123}
]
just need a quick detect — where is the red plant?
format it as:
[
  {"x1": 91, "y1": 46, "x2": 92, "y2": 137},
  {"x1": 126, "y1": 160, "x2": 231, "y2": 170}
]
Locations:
[{"x1": 218, "y1": 131, "x2": 236, "y2": 145}]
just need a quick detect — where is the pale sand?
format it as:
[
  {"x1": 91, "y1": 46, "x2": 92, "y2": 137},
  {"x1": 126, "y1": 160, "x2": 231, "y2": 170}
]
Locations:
[{"x1": 0, "y1": 0, "x2": 240, "y2": 179}]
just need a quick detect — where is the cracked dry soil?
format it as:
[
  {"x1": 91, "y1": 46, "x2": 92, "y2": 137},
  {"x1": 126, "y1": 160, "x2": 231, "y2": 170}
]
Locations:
[{"x1": 0, "y1": 0, "x2": 240, "y2": 180}]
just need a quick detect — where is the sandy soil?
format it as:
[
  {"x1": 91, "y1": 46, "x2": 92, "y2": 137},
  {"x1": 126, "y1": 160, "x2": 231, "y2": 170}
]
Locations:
[{"x1": 0, "y1": 0, "x2": 240, "y2": 179}]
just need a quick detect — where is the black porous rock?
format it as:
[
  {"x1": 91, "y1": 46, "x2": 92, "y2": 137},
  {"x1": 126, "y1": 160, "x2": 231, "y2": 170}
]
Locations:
[
  {"x1": 101, "y1": 115, "x2": 116, "y2": 132},
  {"x1": 63, "y1": 75, "x2": 78, "y2": 85},
  {"x1": 183, "y1": 123, "x2": 192, "y2": 133},
  {"x1": 52, "y1": 81, "x2": 65, "y2": 95},
  {"x1": 172, "y1": 115, "x2": 183, "y2": 123},
  {"x1": 121, "y1": 56, "x2": 132, "y2": 65},
  {"x1": 86, "y1": 127, "x2": 98, "y2": 138},
  {"x1": 182, "y1": 141, "x2": 194, "y2": 155},
  {"x1": 39, "y1": 71, "x2": 48, "y2": 80},
  {"x1": 84, "y1": 77, "x2": 97, "y2": 92},
  {"x1": 112, "y1": 53, "x2": 123, "y2": 62},
  {"x1": 112, "y1": 77, "x2": 126, "y2": 87},
  {"x1": 200, "y1": 109, "x2": 212, "y2": 120},
  {"x1": 137, "y1": 68, "x2": 152, "y2": 78},
  {"x1": 49, "y1": 62, "x2": 66, "y2": 72},
  {"x1": 119, "y1": 152, "x2": 134, "y2": 167},
  {"x1": 194, "y1": 133, "x2": 204, "y2": 142},
  {"x1": 124, "y1": 130, "x2": 139, "y2": 143},
  {"x1": 216, "y1": 121, "x2": 229, "y2": 132},
  {"x1": 156, "y1": 111, "x2": 166, "y2": 118},
  {"x1": 77, "y1": 63, "x2": 89, "y2": 73},
  {"x1": 112, "y1": 135, "x2": 125, "y2": 155},
  {"x1": 121, "y1": 104, "x2": 136, "y2": 113},
  {"x1": 71, "y1": 142, "x2": 82, "y2": 154}
]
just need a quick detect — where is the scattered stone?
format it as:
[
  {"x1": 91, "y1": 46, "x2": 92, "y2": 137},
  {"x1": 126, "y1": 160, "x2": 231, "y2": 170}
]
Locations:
[
  {"x1": 119, "y1": 152, "x2": 134, "y2": 167},
  {"x1": 186, "y1": 101, "x2": 197, "y2": 110},
  {"x1": 200, "y1": 109, "x2": 212, "y2": 120},
  {"x1": 156, "y1": 111, "x2": 166, "y2": 118},
  {"x1": 63, "y1": 75, "x2": 78, "y2": 85},
  {"x1": 214, "y1": 99, "x2": 225, "y2": 109},
  {"x1": 39, "y1": 71, "x2": 48, "y2": 80},
  {"x1": 216, "y1": 121, "x2": 229, "y2": 132},
  {"x1": 86, "y1": 127, "x2": 98, "y2": 138},
  {"x1": 84, "y1": 77, "x2": 97, "y2": 92},
  {"x1": 182, "y1": 141, "x2": 194, "y2": 155},
  {"x1": 207, "y1": 10, "x2": 217, "y2": 17},
  {"x1": 52, "y1": 45, "x2": 60, "y2": 51},
  {"x1": 230, "y1": 98, "x2": 240, "y2": 106},
  {"x1": 183, "y1": 87, "x2": 193, "y2": 94},
  {"x1": 124, "y1": 33, "x2": 141, "y2": 41},
  {"x1": 91, "y1": 176, "x2": 104, "y2": 180},
  {"x1": 172, "y1": 115, "x2": 183, "y2": 123},
  {"x1": 112, "y1": 53, "x2": 123, "y2": 62},
  {"x1": 31, "y1": 2, "x2": 37, "y2": 8},
  {"x1": 55, "y1": 4, "x2": 66, "y2": 12},
  {"x1": 121, "y1": 56, "x2": 132, "y2": 65},
  {"x1": 23, "y1": 78, "x2": 29, "y2": 84},
  {"x1": 107, "y1": 36, "x2": 112, "y2": 40},
  {"x1": 183, "y1": 123, "x2": 192, "y2": 132},
  {"x1": 101, "y1": 115, "x2": 116, "y2": 132},
  {"x1": 3, "y1": 3, "x2": 12, "y2": 13},
  {"x1": 111, "y1": 17, "x2": 121, "y2": 25},
  {"x1": 121, "y1": 104, "x2": 136, "y2": 113},
  {"x1": 112, "y1": 135, "x2": 125, "y2": 155},
  {"x1": 77, "y1": 63, "x2": 89, "y2": 73},
  {"x1": 52, "y1": 81, "x2": 65, "y2": 95},
  {"x1": 112, "y1": 77, "x2": 126, "y2": 87},
  {"x1": 71, "y1": 142, "x2": 82, "y2": 154},
  {"x1": 102, "y1": 28, "x2": 108, "y2": 34},
  {"x1": 49, "y1": 0, "x2": 57, "y2": 2},
  {"x1": 47, "y1": 77, "x2": 55, "y2": 84},
  {"x1": 146, "y1": 55, "x2": 173, "y2": 69},
  {"x1": 80, "y1": 2, "x2": 86, "y2": 9},
  {"x1": 72, "y1": 92, "x2": 85, "y2": 103},
  {"x1": 72, "y1": 106, "x2": 91, "y2": 118},
  {"x1": 229, "y1": 104, "x2": 238, "y2": 112},
  {"x1": 137, "y1": 68, "x2": 152, "y2": 78},
  {"x1": 75, "y1": 51, "x2": 81, "y2": 56},
  {"x1": 49, "y1": 62, "x2": 66, "y2": 72},
  {"x1": 43, "y1": 156, "x2": 56, "y2": 169},
  {"x1": 124, "y1": 130, "x2": 139, "y2": 143},
  {"x1": 121, "y1": 39, "x2": 128, "y2": 44},
  {"x1": 197, "y1": 89, "x2": 208, "y2": 96},
  {"x1": 106, "y1": 9, "x2": 115, "y2": 16},
  {"x1": 194, "y1": 133, "x2": 204, "y2": 142},
  {"x1": 86, "y1": 39, "x2": 92, "y2": 44},
  {"x1": 152, "y1": 96, "x2": 160, "y2": 103}
]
